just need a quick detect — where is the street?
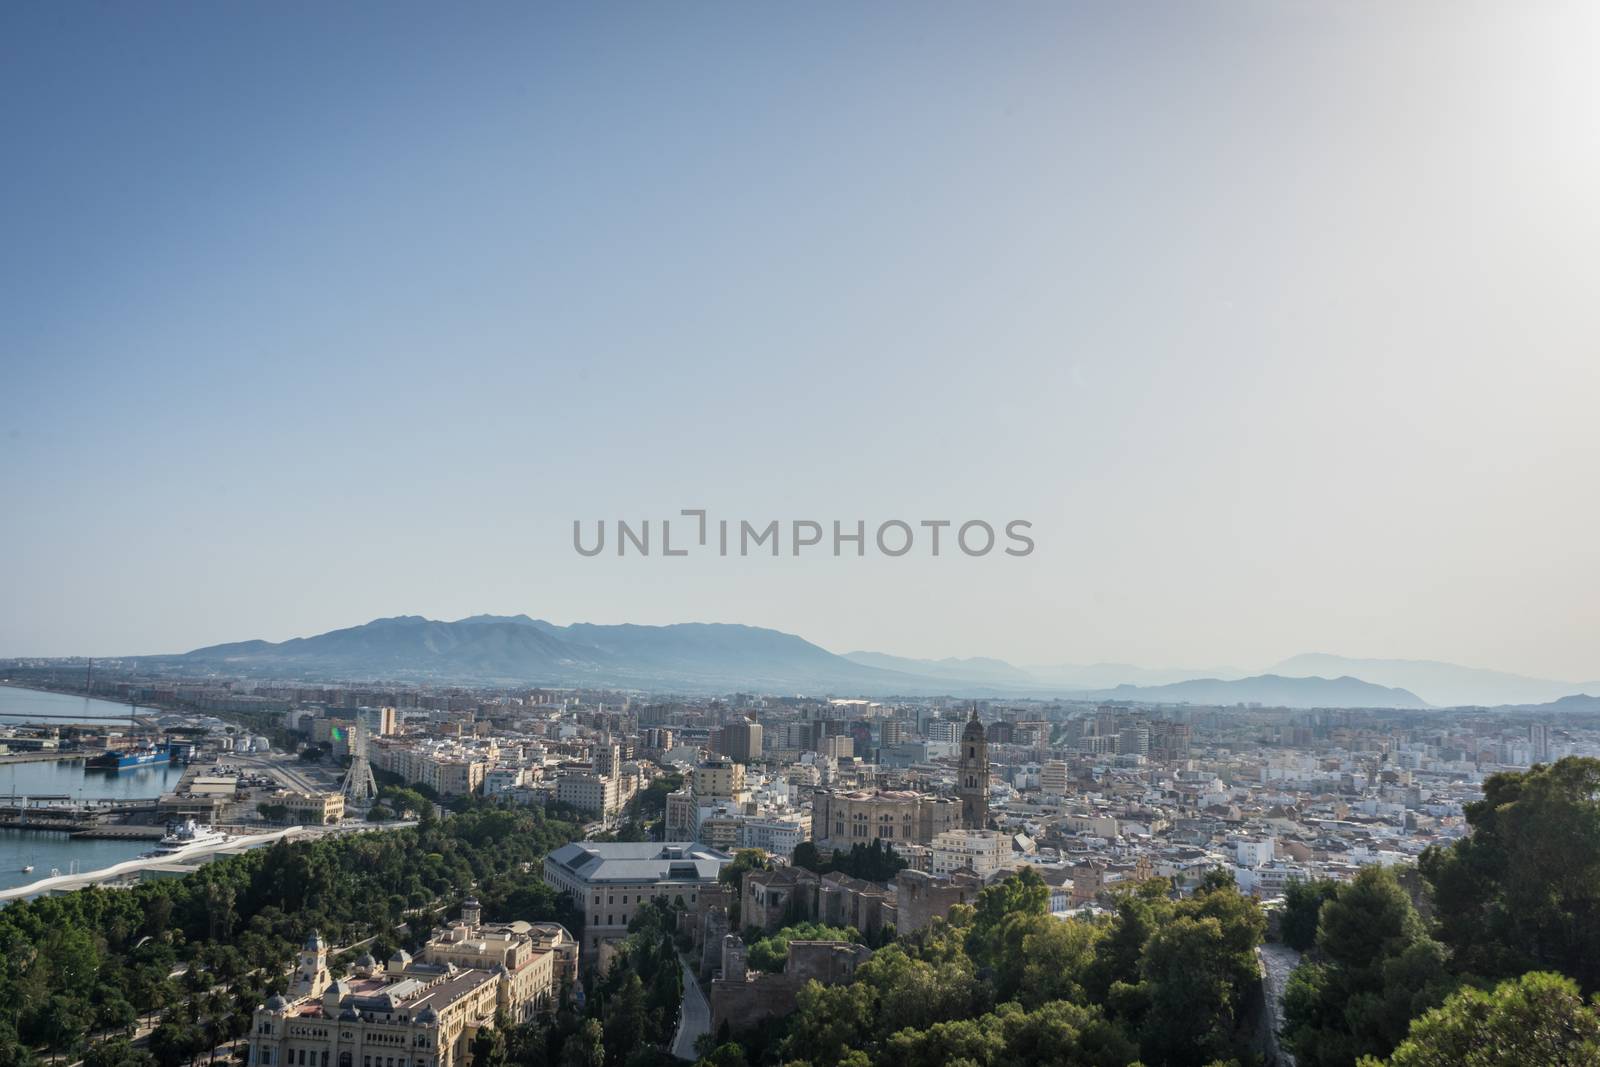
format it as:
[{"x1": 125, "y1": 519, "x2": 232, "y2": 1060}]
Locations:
[{"x1": 670, "y1": 957, "x2": 709, "y2": 1061}]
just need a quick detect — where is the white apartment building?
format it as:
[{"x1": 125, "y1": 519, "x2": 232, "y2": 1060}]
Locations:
[
  {"x1": 555, "y1": 770, "x2": 637, "y2": 821},
  {"x1": 739, "y1": 813, "x2": 810, "y2": 857},
  {"x1": 931, "y1": 828, "x2": 1011, "y2": 879},
  {"x1": 482, "y1": 767, "x2": 525, "y2": 797}
]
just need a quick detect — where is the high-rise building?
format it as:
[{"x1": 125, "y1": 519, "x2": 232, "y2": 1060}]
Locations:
[
  {"x1": 1117, "y1": 726, "x2": 1150, "y2": 756},
  {"x1": 958, "y1": 707, "x2": 989, "y2": 830},
  {"x1": 1529, "y1": 723, "x2": 1551, "y2": 763},
  {"x1": 720, "y1": 719, "x2": 763, "y2": 763},
  {"x1": 692, "y1": 756, "x2": 747, "y2": 800}
]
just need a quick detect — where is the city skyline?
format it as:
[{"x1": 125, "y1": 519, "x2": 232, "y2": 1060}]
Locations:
[{"x1": 5, "y1": 2, "x2": 1599, "y2": 678}]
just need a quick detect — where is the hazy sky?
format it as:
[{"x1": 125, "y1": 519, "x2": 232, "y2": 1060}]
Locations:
[{"x1": 3, "y1": 2, "x2": 1598, "y2": 679}]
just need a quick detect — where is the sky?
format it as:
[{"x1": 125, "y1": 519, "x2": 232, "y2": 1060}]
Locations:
[{"x1": 3, "y1": 2, "x2": 1598, "y2": 680}]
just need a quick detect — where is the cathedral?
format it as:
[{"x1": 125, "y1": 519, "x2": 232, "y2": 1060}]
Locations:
[{"x1": 958, "y1": 706, "x2": 989, "y2": 830}]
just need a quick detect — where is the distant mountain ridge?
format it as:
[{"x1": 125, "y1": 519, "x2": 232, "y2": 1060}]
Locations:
[
  {"x1": 1064, "y1": 673, "x2": 1429, "y2": 709},
  {"x1": 1268, "y1": 653, "x2": 1600, "y2": 708},
  {"x1": 117, "y1": 614, "x2": 1462, "y2": 707},
  {"x1": 164, "y1": 615, "x2": 932, "y2": 694}
]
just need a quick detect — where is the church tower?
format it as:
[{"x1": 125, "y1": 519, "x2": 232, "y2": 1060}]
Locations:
[{"x1": 958, "y1": 705, "x2": 989, "y2": 830}]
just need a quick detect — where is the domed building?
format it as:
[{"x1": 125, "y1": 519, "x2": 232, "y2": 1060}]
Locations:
[{"x1": 248, "y1": 905, "x2": 578, "y2": 1067}]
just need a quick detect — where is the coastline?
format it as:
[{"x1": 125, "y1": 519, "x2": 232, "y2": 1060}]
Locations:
[{"x1": 0, "y1": 820, "x2": 417, "y2": 903}]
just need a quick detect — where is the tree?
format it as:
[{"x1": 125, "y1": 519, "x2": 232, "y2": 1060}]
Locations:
[
  {"x1": 1284, "y1": 866, "x2": 1456, "y2": 1067},
  {"x1": 719, "y1": 849, "x2": 769, "y2": 895},
  {"x1": 1137, "y1": 916, "x2": 1241, "y2": 1066},
  {"x1": 692, "y1": 1045, "x2": 748, "y2": 1067},
  {"x1": 602, "y1": 974, "x2": 647, "y2": 1066},
  {"x1": 84, "y1": 1039, "x2": 158, "y2": 1067},
  {"x1": 471, "y1": 1025, "x2": 509, "y2": 1067},
  {"x1": 791, "y1": 841, "x2": 822, "y2": 872},
  {"x1": 745, "y1": 922, "x2": 859, "y2": 974},
  {"x1": 560, "y1": 1019, "x2": 605, "y2": 1067},
  {"x1": 1281, "y1": 877, "x2": 1341, "y2": 952},
  {"x1": 966, "y1": 868, "x2": 1049, "y2": 969},
  {"x1": 1364, "y1": 971, "x2": 1600, "y2": 1067},
  {"x1": 1420, "y1": 757, "x2": 1600, "y2": 991},
  {"x1": 779, "y1": 980, "x2": 876, "y2": 1065},
  {"x1": 1015, "y1": 914, "x2": 1103, "y2": 1008}
]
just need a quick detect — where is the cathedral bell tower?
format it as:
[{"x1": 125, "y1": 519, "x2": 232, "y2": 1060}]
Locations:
[{"x1": 958, "y1": 705, "x2": 989, "y2": 830}]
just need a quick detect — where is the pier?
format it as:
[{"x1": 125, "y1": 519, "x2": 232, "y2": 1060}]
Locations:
[
  {"x1": 0, "y1": 751, "x2": 89, "y2": 764},
  {"x1": 0, "y1": 796, "x2": 161, "y2": 834}
]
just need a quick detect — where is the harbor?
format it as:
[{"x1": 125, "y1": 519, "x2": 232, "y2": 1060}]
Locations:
[{"x1": 0, "y1": 686, "x2": 190, "y2": 891}]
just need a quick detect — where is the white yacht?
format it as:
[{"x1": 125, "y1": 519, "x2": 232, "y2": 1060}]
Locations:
[{"x1": 152, "y1": 819, "x2": 230, "y2": 855}]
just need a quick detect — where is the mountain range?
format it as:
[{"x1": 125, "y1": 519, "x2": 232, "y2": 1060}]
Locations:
[{"x1": 110, "y1": 613, "x2": 1598, "y2": 709}]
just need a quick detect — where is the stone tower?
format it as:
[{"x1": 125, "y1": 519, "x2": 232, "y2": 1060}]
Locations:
[
  {"x1": 291, "y1": 931, "x2": 331, "y2": 997},
  {"x1": 958, "y1": 706, "x2": 989, "y2": 830}
]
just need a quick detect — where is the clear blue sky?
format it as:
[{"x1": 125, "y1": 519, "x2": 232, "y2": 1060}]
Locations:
[{"x1": 3, "y1": 2, "x2": 1598, "y2": 679}]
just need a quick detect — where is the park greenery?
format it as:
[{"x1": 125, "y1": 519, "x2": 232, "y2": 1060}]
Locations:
[
  {"x1": 1283, "y1": 756, "x2": 1600, "y2": 1066},
  {"x1": 791, "y1": 839, "x2": 907, "y2": 883},
  {"x1": 745, "y1": 922, "x2": 863, "y2": 974},
  {"x1": 469, "y1": 900, "x2": 686, "y2": 1067},
  {"x1": 691, "y1": 865, "x2": 1268, "y2": 1067},
  {"x1": 0, "y1": 801, "x2": 580, "y2": 1067}
]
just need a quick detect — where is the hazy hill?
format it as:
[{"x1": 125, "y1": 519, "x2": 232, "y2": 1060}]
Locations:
[
  {"x1": 1270, "y1": 653, "x2": 1600, "y2": 708},
  {"x1": 147, "y1": 616, "x2": 1436, "y2": 706},
  {"x1": 1023, "y1": 661, "x2": 1251, "y2": 689},
  {"x1": 1068, "y1": 673, "x2": 1430, "y2": 710},
  {"x1": 161, "y1": 615, "x2": 953, "y2": 694},
  {"x1": 842, "y1": 651, "x2": 1039, "y2": 685}
]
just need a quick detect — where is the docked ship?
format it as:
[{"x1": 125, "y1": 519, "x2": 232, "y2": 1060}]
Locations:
[
  {"x1": 150, "y1": 819, "x2": 230, "y2": 856},
  {"x1": 87, "y1": 743, "x2": 171, "y2": 771}
]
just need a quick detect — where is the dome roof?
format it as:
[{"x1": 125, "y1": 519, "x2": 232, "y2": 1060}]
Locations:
[
  {"x1": 389, "y1": 949, "x2": 413, "y2": 968},
  {"x1": 962, "y1": 715, "x2": 986, "y2": 743},
  {"x1": 303, "y1": 931, "x2": 325, "y2": 950},
  {"x1": 266, "y1": 995, "x2": 288, "y2": 1011},
  {"x1": 416, "y1": 1005, "x2": 439, "y2": 1024},
  {"x1": 355, "y1": 953, "x2": 377, "y2": 967}
]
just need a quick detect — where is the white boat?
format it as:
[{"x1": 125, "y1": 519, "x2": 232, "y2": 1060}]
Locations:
[
  {"x1": 152, "y1": 819, "x2": 230, "y2": 855},
  {"x1": 19, "y1": 865, "x2": 32, "y2": 874}
]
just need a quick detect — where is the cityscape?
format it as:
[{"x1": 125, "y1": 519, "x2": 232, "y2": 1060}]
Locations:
[{"x1": 2, "y1": 642, "x2": 1598, "y2": 1065}]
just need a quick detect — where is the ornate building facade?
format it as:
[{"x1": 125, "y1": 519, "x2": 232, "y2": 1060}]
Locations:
[{"x1": 248, "y1": 903, "x2": 576, "y2": 1067}]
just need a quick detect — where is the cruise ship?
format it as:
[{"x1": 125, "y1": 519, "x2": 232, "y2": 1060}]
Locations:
[
  {"x1": 87, "y1": 743, "x2": 171, "y2": 771},
  {"x1": 150, "y1": 819, "x2": 230, "y2": 855}
]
